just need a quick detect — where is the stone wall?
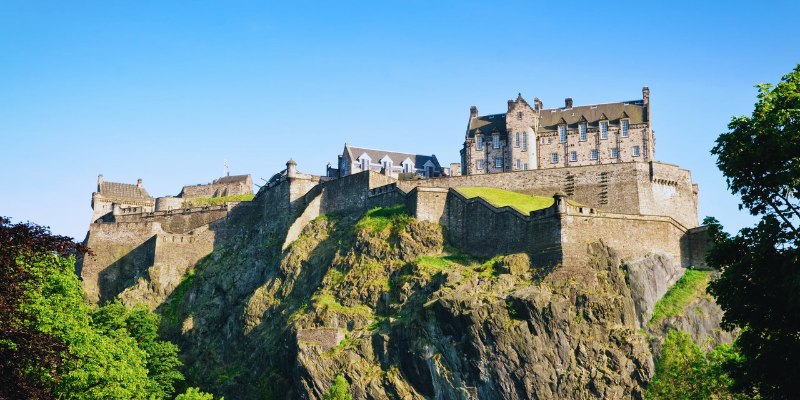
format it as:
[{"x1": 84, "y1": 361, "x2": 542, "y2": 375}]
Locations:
[
  {"x1": 406, "y1": 188, "x2": 448, "y2": 224},
  {"x1": 682, "y1": 226, "x2": 711, "y2": 269},
  {"x1": 180, "y1": 175, "x2": 253, "y2": 199},
  {"x1": 113, "y1": 206, "x2": 231, "y2": 234},
  {"x1": 397, "y1": 161, "x2": 697, "y2": 229}
]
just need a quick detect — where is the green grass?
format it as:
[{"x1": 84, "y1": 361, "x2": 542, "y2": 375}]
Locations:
[
  {"x1": 455, "y1": 187, "x2": 554, "y2": 214},
  {"x1": 183, "y1": 193, "x2": 255, "y2": 207},
  {"x1": 164, "y1": 268, "x2": 196, "y2": 323},
  {"x1": 355, "y1": 205, "x2": 411, "y2": 233},
  {"x1": 650, "y1": 269, "x2": 712, "y2": 324},
  {"x1": 312, "y1": 293, "x2": 373, "y2": 317}
]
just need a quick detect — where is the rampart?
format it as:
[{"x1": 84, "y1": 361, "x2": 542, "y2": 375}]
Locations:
[{"x1": 396, "y1": 161, "x2": 698, "y2": 229}]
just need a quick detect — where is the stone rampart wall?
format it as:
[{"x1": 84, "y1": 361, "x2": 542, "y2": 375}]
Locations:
[
  {"x1": 113, "y1": 206, "x2": 231, "y2": 234},
  {"x1": 682, "y1": 226, "x2": 711, "y2": 269},
  {"x1": 396, "y1": 161, "x2": 698, "y2": 229}
]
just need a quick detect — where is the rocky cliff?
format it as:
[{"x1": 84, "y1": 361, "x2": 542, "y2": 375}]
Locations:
[{"x1": 89, "y1": 199, "x2": 728, "y2": 399}]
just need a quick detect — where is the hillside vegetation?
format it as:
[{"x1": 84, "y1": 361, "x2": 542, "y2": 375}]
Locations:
[{"x1": 455, "y1": 187, "x2": 554, "y2": 213}]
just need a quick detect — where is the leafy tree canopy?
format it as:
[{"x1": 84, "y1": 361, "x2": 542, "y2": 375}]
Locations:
[
  {"x1": 323, "y1": 375, "x2": 352, "y2": 400},
  {"x1": 707, "y1": 65, "x2": 800, "y2": 399}
]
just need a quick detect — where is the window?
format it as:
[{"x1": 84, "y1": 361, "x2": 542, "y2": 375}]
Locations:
[
  {"x1": 622, "y1": 120, "x2": 629, "y2": 137},
  {"x1": 579, "y1": 124, "x2": 587, "y2": 141},
  {"x1": 611, "y1": 148, "x2": 619, "y2": 159},
  {"x1": 515, "y1": 159, "x2": 520, "y2": 169},
  {"x1": 550, "y1": 153, "x2": 559, "y2": 164},
  {"x1": 600, "y1": 122, "x2": 608, "y2": 140},
  {"x1": 403, "y1": 163, "x2": 412, "y2": 173},
  {"x1": 476, "y1": 135, "x2": 483, "y2": 150},
  {"x1": 493, "y1": 135, "x2": 500, "y2": 149},
  {"x1": 547, "y1": 138, "x2": 553, "y2": 144},
  {"x1": 523, "y1": 163, "x2": 528, "y2": 170},
  {"x1": 360, "y1": 158, "x2": 369, "y2": 171},
  {"x1": 495, "y1": 157, "x2": 503, "y2": 168},
  {"x1": 633, "y1": 145, "x2": 641, "y2": 157},
  {"x1": 591, "y1": 149, "x2": 598, "y2": 160},
  {"x1": 517, "y1": 111, "x2": 523, "y2": 120},
  {"x1": 559, "y1": 125, "x2": 567, "y2": 142},
  {"x1": 515, "y1": 132, "x2": 520, "y2": 148},
  {"x1": 570, "y1": 151, "x2": 577, "y2": 162},
  {"x1": 477, "y1": 159, "x2": 484, "y2": 170},
  {"x1": 522, "y1": 132, "x2": 527, "y2": 150}
]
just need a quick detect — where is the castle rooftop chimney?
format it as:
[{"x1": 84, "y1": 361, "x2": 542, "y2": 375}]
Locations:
[
  {"x1": 97, "y1": 174, "x2": 103, "y2": 192},
  {"x1": 534, "y1": 97, "x2": 542, "y2": 110},
  {"x1": 137, "y1": 178, "x2": 142, "y2": 188},
  {"x1": 507, "y1": 99, "x2": 514, "y2": 111},
  {"x1": 642, "y1": 86, "x2": 650, "y2": 105},
  {"x1": 565, "y1": 98, "x2": 573, "y2": 108},
  {"x1": 470, "y1": 105, "x2": 478, "y2": 118}
]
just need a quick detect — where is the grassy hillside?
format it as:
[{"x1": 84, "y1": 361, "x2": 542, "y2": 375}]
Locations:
[
  {"x1": 650, "y1": 269, "x2": 712, "y2": 324},
  {"x1": 455, "y1": 187, "x2": 554, "y2": 213}
]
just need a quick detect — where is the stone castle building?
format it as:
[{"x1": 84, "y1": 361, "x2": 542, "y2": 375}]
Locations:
[
  {"x1": 461, "y1": 87, "x2": 654, "y2": 175},
  {"x1": 91, "y1": 175, "x2": 155, "y2": 223},
  {"x1": 331, "y1": 144, "x2": 443, "y2": 178}
]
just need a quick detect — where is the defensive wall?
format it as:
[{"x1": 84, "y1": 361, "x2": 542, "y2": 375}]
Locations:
[
  {"x1": 395, "y1": 161, "x2": 698, "y2": 229},
  {"x1": 80, "y1": 161, "x2": 711, "y2": 306}
]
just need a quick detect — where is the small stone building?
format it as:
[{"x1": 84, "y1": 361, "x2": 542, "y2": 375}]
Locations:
[
  {"x1": 331, "y1": 144, "x2": 443, "y2": 179},
  {"x1": 91, "y1": 175, "x2": 155, "y2": 222},
  {"x1": 179, "y1": 174, "x2": 253, "y2": 199},
  {"x1": 461, "y1": 88, "x2": 654, "y2": 175}
]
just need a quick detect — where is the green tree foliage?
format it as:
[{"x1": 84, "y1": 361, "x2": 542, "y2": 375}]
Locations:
[
  {"x1": 646, "y1": 331, "x2": 741, "y2": 400},
  {"x1": 323, "y1": 375, "x2": 352, "y2": 400},
  {"x1": 708, "y1": 65, "x2": 800, "y2": 398},
  {"x1": 0, "y1": 216, "x2": 193, "y2": 399},
  {"x1": 175, "y1": 387, "x2": 219, "y2": 400},
  {"x1": 91, "y1": 302, "x2": 185, "y2": 398},
  {"x1": 0, "y1": 216, "x2": 84, "y2": 399}
]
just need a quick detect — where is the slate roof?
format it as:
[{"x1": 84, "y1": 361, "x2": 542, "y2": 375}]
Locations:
[
  {"x1": 213, "y1": 174, "x2": 250, "y2": 184},
  {"x1": 345, "y1": 145, "x2": 441, "y2": 169},
  {"x1": 98, "y1": 182, "x2": 152, "y2": 199},
  {"x1": 538, "y1": 100, "x2": 646, "y2": 131},
  {"x1": 467, "y1": 99, "x2": 647, "y2": 136}
]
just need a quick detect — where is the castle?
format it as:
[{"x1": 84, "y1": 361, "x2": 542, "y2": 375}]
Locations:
[
  {"x1": 77, "y1": 88, "x2": 709, "y2": 309},
  {"x1": 461, "y1": 88, "x2": 653, "y2": 174}
]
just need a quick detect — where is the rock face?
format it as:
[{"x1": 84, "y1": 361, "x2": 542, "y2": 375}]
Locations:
[{"x1": 89, "y1": 198, "x2": 729, "y2": 399}]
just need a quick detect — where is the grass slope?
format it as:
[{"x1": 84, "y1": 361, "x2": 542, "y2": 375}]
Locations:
[
  {"x1": 455, "y1": 187, "x2": 554, "y2": 214},
  {"x1": 650, "y1": 269, "x2": 712, "y2": 324},
  {"x1": 183, "y1": 193, "x2": 255, "y2": 207}
]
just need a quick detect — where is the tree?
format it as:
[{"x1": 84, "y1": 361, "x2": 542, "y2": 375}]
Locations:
[
  {"x1": 707, "y1": 65, "x2": 800, "y2": 399},
  {"x1": 322, "y1": 375, "x2": 352, "y2": 400},
  {"x1": 175, "y1": 387, "x2": 219, "y2": 400},
  {"x1": 0, "y1": 216, "x2": 85, "y2": 399},
  {"x1": 646, "y1": 331, "x2": 741, "y2": 400}
]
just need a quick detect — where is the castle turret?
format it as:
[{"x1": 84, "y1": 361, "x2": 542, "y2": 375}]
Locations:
[
  {"x1": 287, "y1": 159, "x2": 297, "y2": 178},
  {"x1": 643, "y1": 86, "x2": 650, "y2": 106},
  {"x1": 98, "y1": 174, "x2": 104, "y2": 192},
  {"x1": 137, "y1": 178, "x2": 142, "y2": 188}
]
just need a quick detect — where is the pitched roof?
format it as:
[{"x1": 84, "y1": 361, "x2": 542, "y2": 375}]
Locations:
[
  {"x1": 345, "y1": 145, "x2": 440, "y2": 169},
  {"x1": 538, "y1": 100, "x2": 646, "y2": 130},
  {"x1": 98, "y1": 182, "x2": 151, "y2": 199},
  {"x1": 213, "y1": 174, "x2": 250, "y2": 184},
  {"x1": 467, "y1": 113, "x2": 507, "y2": 137},
  {"x1": 467, "y1": 98, "x2": 647, "y2": 135}
]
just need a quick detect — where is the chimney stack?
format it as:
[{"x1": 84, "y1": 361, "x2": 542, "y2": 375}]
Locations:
[
  {"x1": 97, "y1": 174, "x2": 103, "y2": 192},
  {"x1": 565, "y1": 98, "x2": 573, "y2": 108},
  {"x1": 642, "y1": 86, "x2": 650, "y2": 105},
  {"x1": 470, "y1": 106, "x2": 478, "y2": 118},
  {"x1": 508, "y1": 100, "x2": 514, "y2": 111},
  {"x1": 137, "y1": 178, "x2": 142, "y2": 188},
  {"x1": 534, "y1": 97, "x2": 542, "y2": 110}
]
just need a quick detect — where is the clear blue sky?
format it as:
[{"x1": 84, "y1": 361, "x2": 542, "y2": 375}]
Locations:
[{"x1": 1, "y1": 1, "x2": 798, "y2": 240}]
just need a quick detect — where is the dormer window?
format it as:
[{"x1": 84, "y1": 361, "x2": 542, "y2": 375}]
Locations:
[
  {"x1": 600, "y1": 121, "x2": 608, "y2": 140},
  {"x1": 493, "y1": 135, "x2": 500, "y2": 149},
  {"x1": 621, "y1": 120, "x2": 629, "y2": 137},
  {"x1": 579, "y1": 124, "x2": 587, "y2": 141},
  {"x1": 360, "y1": 158, "x2": 369, "y2": 171},
  {"x1": 515, "y1": 132, "x2": 520, "y2": 148},
  {"x1": 476, "y1": 135, "x2": 483, "y2": 150},
  {"x1": 559, "y1": 125, "x2": 567, "y2": 143}
]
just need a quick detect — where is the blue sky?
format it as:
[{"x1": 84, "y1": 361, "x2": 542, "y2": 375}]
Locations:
[{"x1": 1, "y1": 1, "x2": 798, "y2": 240}]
